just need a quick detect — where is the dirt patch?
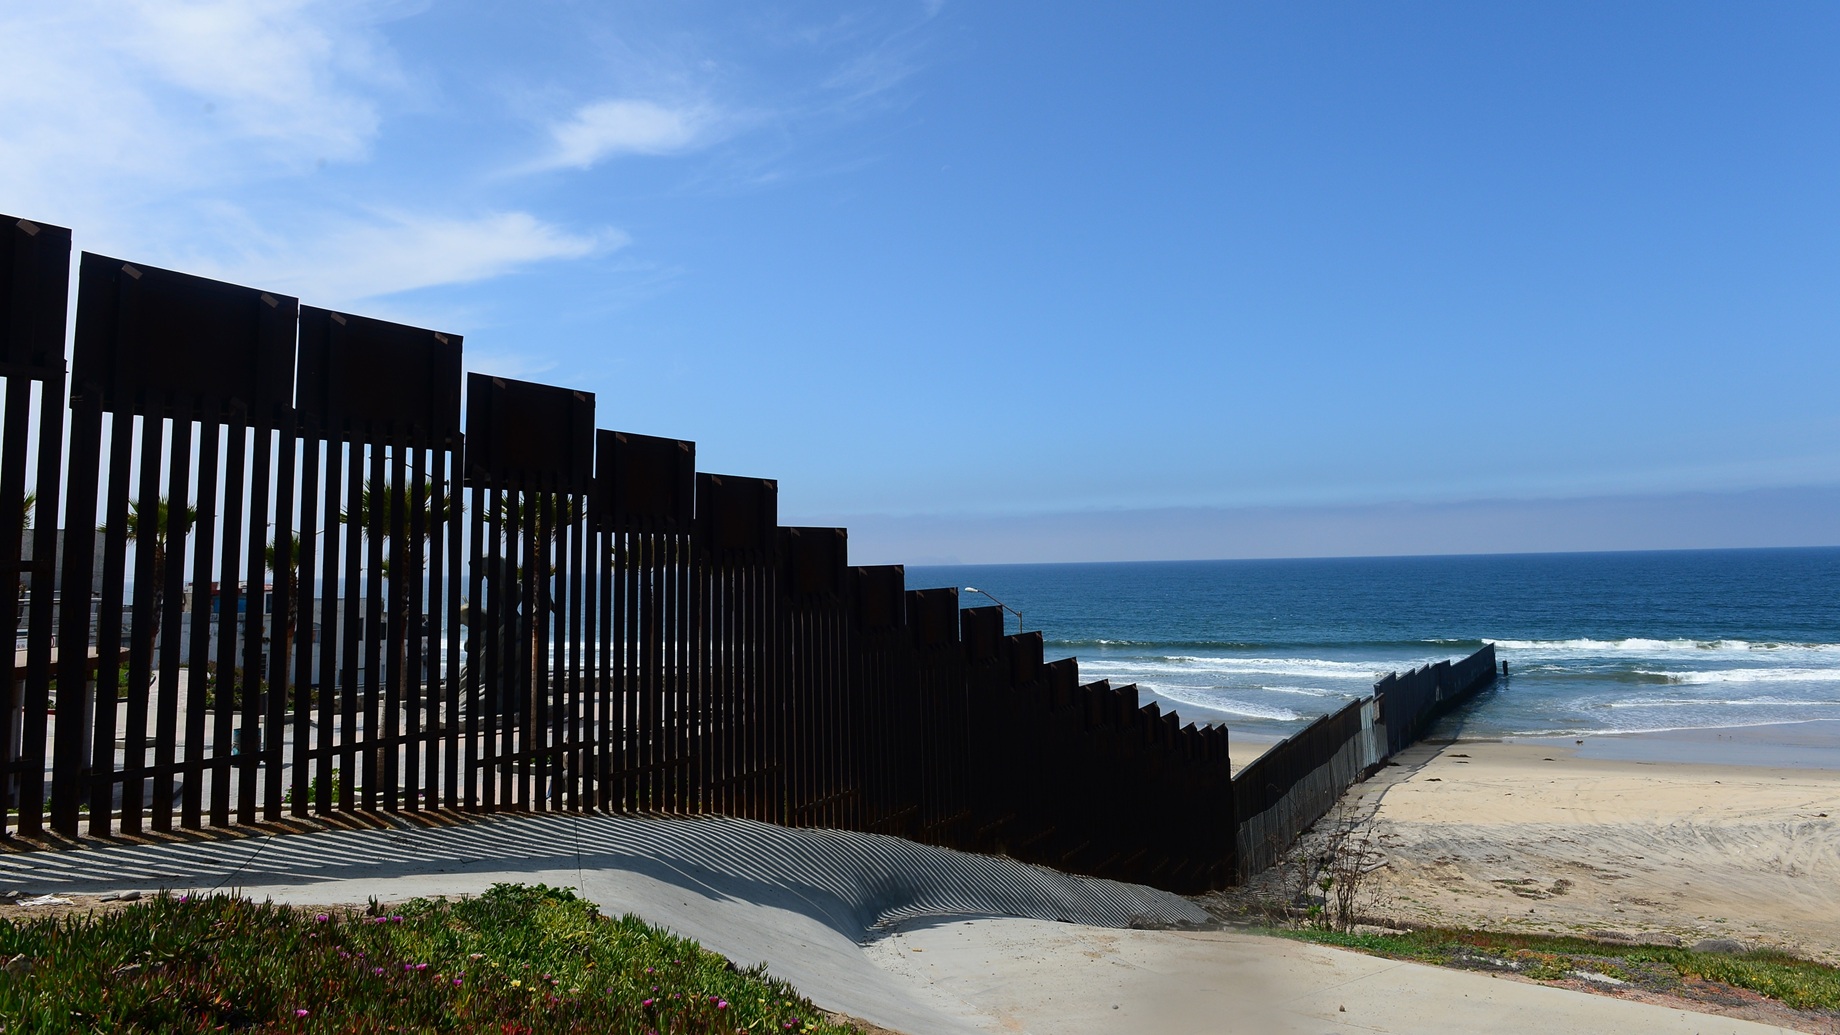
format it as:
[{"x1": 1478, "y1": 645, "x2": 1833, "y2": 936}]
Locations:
[
  {"x1": 0, "y1": 893, "x2": 141, "y2": 924},
  {"x1": 823, "y1": 1011, "x2": 910, "y2": 1035}
]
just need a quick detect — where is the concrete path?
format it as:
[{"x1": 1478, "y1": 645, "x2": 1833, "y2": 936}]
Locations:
[
  {"x1": 869, "y1": 917, "x2": 1803, "y2": 1035},
  {"x1": 0, "y1": 814, "x2": 1805, "y2": 1035}
]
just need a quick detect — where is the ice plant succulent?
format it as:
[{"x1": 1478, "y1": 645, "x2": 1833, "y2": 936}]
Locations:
[{"x1": 0, "y1": 883, "x2": 857, "y2": 1033}]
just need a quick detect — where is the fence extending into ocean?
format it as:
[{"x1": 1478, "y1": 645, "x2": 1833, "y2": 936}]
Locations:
[
  {"x1": 1232, "y1": 644, "x2": 1499, "y2": 880},
  {"x1": 2, "y1": 214, "x2": 1491, "y2": 892}
]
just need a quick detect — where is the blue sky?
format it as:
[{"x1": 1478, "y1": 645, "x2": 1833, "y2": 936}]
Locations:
[{"x1": 4, "y1": 2, "x2": 1837, "y2": 563}]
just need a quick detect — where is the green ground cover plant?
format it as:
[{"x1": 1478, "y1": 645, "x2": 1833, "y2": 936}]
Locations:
[
  {"x1": 1273, "y1": 926, "x2": 1840, "y2": 1013},
  {"x1": 0, "y1": 883, "x2": 856, "y2": 1034}
]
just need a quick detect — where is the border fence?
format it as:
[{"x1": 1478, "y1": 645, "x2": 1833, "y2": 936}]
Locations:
[
  {"x1": 3, "y1": 214, "x2": 1492, "y2": 893},
  {"x1": 1233, "y1": 644, "x2": 1498, "y2": 880},
  {"x1": 2, "y1": 216, "x2": 1240, "y2": 892}
]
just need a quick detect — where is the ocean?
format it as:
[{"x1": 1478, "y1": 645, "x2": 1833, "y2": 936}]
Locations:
[{"x1": 907, "y1": 547, "x2": 1840, "y2": 739}]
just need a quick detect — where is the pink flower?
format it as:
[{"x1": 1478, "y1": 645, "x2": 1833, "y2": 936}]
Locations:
[{"x1": 295, "y1": 1009, "x2": 309, "y2": 1017}]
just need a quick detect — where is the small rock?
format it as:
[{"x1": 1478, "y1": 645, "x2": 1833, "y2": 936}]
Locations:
[
  {"x1": 0, "y1": 890, "x2": 21, "y2": 904},
  {"x1": 99, "y1": 890, "x2": 142, "y2": 903},
  {"x1": 1693, "y1": 938, "x2": 1747, "y2": 954},
  {"x1": 1339, "y1": 1004, "x2": 1347, "y2": 1012},
  {"x1": 1638, "y1": 933, "x2": 1684, "y2": 947},
  {"x1": 1586, "y1": 930, "x2": 1635, "y2": 944}
]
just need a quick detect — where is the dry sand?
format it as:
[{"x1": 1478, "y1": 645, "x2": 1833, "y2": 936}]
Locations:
[{"x1": 1332, "y1": 734, "x2": 1840, "y2": 963}]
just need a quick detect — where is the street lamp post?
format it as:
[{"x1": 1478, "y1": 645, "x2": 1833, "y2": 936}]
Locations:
[{"x1": 963, "y1": 586, "x2": 1022, "y2": 635}]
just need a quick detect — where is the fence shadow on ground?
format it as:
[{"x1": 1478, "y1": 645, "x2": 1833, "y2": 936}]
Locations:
[{"x1": 0, "y1": 812, "x2": 1210, "y2": 938}]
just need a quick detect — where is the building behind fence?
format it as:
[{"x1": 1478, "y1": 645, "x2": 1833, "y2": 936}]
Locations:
[{"x1": 2, "y1": 214, "x2": 1494, "y2": 893}]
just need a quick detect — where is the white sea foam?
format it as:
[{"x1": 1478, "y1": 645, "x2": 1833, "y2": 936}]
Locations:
[
  {"x1": 1606, "y1": 697, "x2": 1839, "y2": 709},
  {"x1": 1254, "y1": 685, "x2": 1344, "y2": 698},
  {"x1": 1078, "y1": 655, "x2": 1391, "y2": 682},
  {"x1": 1504, "y1": 718, "x2": 1823, "y2": 738},
  {"x1": 1490, "y1": 637, "x2": 1840, "y2": 655},
  {"x1": 1141, "y1": 686, "x2": 1305, "y2": 722},
  {"x1": 1635, "y1": 667, "x2": 1840, "y2": 686}
]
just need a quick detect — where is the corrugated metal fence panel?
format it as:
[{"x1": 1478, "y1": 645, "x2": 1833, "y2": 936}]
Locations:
[
  {"x1": 1, "y1": 216, "x2": 71, "y2": 839},
  {"x1": 849, "y1": 564, "x2": 915, "y2": 839},
  {"x1": 60, "y1": 253, "x2": 299, "y2": 837},
  {"x1": 780, "y1": 526, "x2": 850, "y2": 828},
  {"x1": 908, "y1": 587, "x2": 969, "y2": 846},
  {"x1": 595, "y1": 429, "x2": 697, "y2": 815},
  {"x1": 294, "y1": 306, "x2": 463, "y2": 820}
]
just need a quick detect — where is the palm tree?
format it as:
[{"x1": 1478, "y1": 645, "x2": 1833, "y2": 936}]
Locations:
[
  {"x1": 15, "y1": 492, "x2": 35, "y2": 606},
  {"x1": 100, "y1": 498, "x2": 197, "y2": 659},
  {"x1": 342, "y1": 477, "x2": 457, "y2": 688},
  {"x1": 263, "y1": 534, "x2": 303, "y2": 691},
  {"x1": 487, "y1": 492, "x2": 579, "y2": 725},
  {"x1": 340, "y1": 478, "x2": 457, "y2": 792},
  {"x1": 344, "y1": 479, "x2": 457, "y2": 545}
]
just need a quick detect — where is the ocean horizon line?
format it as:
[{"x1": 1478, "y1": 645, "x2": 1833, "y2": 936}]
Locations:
[{"x1": 907, "y1": 542, "x2": 1840, "y2": 571}]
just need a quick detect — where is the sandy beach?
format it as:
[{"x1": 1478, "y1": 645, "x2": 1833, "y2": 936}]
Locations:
[{"x1": 1324, "y1": 724, "x2": 1840, "y2": 964}]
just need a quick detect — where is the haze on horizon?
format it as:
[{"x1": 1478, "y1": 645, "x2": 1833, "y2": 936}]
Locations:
[{"x1": 4, "y1": 2, "x2": 1835, "y2": 566}]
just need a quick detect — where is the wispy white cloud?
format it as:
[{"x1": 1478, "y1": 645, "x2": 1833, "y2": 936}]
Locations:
[
  {"x1": 531, "y1": 98, "x2": 716, "y2": 171},
  {"x1": 206, "y1": 210, "x2": 621, "y2": 306},
  {"x1": 110, "y1": 0, "x2": 398, "y2": 164},
  {"x1": 0, "y1": 0, "x2": 401, "y2": 219},
  {"x1": 0, "y1": 0, "x2": 949, "y2": 320},
  {"x1": 0, "y1": 1, "x2": 625, "y2": 311},
  {"x1": 513, "y1": 4, "x2": 946, "y2": 186}
]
